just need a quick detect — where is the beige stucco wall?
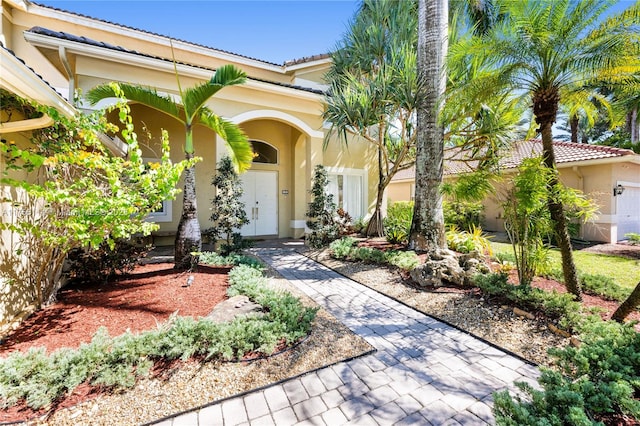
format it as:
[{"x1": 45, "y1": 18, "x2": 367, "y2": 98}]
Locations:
[
  {"x1": 0, "y1": 127, "x2": 38, "y2": 333},
  {"x1": 387, "y1": 181, "x2": 413, "y2": 205}
]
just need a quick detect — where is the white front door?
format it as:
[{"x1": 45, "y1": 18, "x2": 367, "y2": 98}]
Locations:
[
  {"x1": 616, "y1": 184, "x2": 640, "y2": 240},
  {"x1": 240, "y1": 171, "x2": 278, "y2": 236}
]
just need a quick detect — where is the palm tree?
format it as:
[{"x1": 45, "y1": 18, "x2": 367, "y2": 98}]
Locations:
[
  {"x1": 465, "y1": 0, "x2": 640, "y2": 298},
  {"x1": 325, "y1": 0, "x2": 419, "y2": 237},
  {"x1": 409, "y1": 0, "x2": 449, "y2": 253},
  {"x1": 87, "y1": 64, "x2": 253, "y2": 269}
]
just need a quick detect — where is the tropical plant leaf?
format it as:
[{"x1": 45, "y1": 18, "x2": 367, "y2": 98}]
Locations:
[
  {"x1": 86, "y1": 84, "x2": 182, "y2": 121},
  {"x1": 198, "y1": 109, "x2": 253, "y2": 173}
]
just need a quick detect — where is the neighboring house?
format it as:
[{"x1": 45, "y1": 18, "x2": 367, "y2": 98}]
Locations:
[
  {"x1": 1, "y1": 0, "x2": 376, "y2": 247},
  {"x1": 388, "y1": 140, "x2": 640, "y2": 243}
]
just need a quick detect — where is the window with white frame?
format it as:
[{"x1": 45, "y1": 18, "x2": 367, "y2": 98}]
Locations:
[
  {"x1": 143, "y1": 158, "x2": 172, "y2": 223},
  {"x1": 327, "y1": 168, "x2": 366, "y2": 219}
]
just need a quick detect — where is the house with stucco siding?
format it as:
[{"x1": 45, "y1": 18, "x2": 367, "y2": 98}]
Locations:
[
  {"x1": 388, "y1": 140, "x2": 640, "y2": 243},
  {"x1": 0, "y1": 0, "x2": 376, "y2": 327}
]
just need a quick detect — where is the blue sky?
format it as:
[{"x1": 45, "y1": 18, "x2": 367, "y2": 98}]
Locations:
[{"x1": 37, "y1": 1, "x2": 361, "y2": 64}]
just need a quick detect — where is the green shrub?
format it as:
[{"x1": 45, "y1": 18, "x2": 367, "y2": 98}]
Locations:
[
  {"x1": 206, "y1": 156, "x2": 251, "y2": 255},
  {"x1": 443, "y1": 199, "x2": 484, "y2": 231},
  {"x1": 67, "y1": 239, "x2": 151, "y2": 284},
  {"x1": 328, "y1": 237, "x2": 419, "y2": 271},
  {"x1": 384, "y1": 201, "x2": 413, "y2": 244},
  {"x1": 546, "y1": 269, "x2": 629, "y2": 302},
  {"x1": 198, "y1": 251, "x2": 263, "y2": 269},
  {"x1": 329, "y1": 237, "x2": 357, "y2": 259},
  {"x1": 385, "y1": 250, "x2": 420, "y2": 270},
  {"x1": 474, "y1": 273, "x2": 583, "y2": 330},
  {"x1": 0, "y1": 263, "x2": 315, "y2": 410},
  {"x1": 625, "y1": 232, "x2": 640, "y2": 245},
  {"x1": 306, "y1": 165, "x2": 340, "y2": 248},
  {"x1": 580, "y1": 273, "x2": 628, "y2": 302},
  {"x1": 494, "y1": 321, "x2": 640, "y2": 425},
  {"x1": 446, "y1": 225, "x2": 493, "y2": 255}
]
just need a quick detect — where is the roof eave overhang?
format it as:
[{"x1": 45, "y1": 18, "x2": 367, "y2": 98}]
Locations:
[
  {"x1": 284, "y1": 57, "x2": 332, "y2": 73},
  {"x1": 0, "y1": 47, "x2": 75, "y2": 133},
  {"x1": 27, "y1": 2, "x2": 287, "y2": 73},
  {"x1": 24, "y1": 30, "x2": 324, "y2": 103}
]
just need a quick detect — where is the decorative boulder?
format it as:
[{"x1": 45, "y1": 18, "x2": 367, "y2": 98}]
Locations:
[
  {"x1": 410, "y1": 249, "x2": 491, "y2": 288},
  {"x1": 410, "y1": 249, "x2": 465, "y2": 288},
  {"x1": 207, "y1": 295, "x2": 264, "y2": 323}
]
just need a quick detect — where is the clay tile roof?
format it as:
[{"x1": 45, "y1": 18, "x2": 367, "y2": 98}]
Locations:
[
  {"x1": 32, "y1": 2, "x2": 282, "y2": 67},
  {"x1": 501, "y1": 139, "x2": 634, "y2": 169},
  {"x1": 285, "y1": 53, "x2": 331, "y2": 67},
  {"x1": 26, "y1": 27, "x2": 325, "y2": 95},
  {"x1": 391, "y1": 139, "x2": 637, "y2": 181}
]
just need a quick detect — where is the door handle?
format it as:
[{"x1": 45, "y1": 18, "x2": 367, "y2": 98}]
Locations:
[{"x1": 255, "y1": 207, "x2": 259, "y2": 220}]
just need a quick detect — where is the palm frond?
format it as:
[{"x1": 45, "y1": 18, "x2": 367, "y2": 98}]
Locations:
[
  {"x1": 86, "y1": 83, "x2": 183, "y2": 121},
  {"x1": 198, "y1": 110, "x2": 253, "y2": 173},
  {"x1": 209, "y1": 64, "x2": 248, "y2": 90},
  {"x1": 182, "y1": 65, "x2": 246, "y2": 122}
]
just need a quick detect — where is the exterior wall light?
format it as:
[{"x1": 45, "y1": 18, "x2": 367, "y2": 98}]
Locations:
[{"x1": 613, "y1": 184, "x2": 625, "y2": 196}]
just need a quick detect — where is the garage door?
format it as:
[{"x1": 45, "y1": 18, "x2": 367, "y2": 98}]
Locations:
[{"x1": 617, "y1": 185, "x2": 640, "y2": 240}]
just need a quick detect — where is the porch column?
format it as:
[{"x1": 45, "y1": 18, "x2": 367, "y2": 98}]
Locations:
[{"x1": 291, "y1": 135, "x2": 323, "y2": 238}]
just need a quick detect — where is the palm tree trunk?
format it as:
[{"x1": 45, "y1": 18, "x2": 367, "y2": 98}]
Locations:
[
  {"x1": 628, "y1": 107, "x2": 639, "y2": 145},
  {"x1": 409, "y1": 0, "x2": 447, "y2": 253},
  {"x1": 612, "y1": 280, "x2": 640, "y2": 322},
  {"x1": 570, "y1": 114, "x2": 579, "y2": 143},
  {"x1": 174, "y1": 154, "x2": 201, "y2": 269},
  {"x1": 539, "y1": 121, "x2": 582, "y2": 299}
]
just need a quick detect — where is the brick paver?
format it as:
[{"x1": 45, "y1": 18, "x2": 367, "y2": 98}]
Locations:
[{"x1": 149, "y1": 247, "x2": 539, "y2": 425}]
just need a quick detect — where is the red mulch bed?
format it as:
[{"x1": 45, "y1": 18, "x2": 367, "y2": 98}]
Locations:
[
  {"x1": 1, "y1": 263, "x2": 230, "y2": 356},
  {"x1": 0, "y1": 262, "x2": 230, "y2": 423}
]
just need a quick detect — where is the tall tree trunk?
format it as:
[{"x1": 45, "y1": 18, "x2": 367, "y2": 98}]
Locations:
[
  {"x1": 537, "y1": 112, "x2": 582, "y2": 300},
  {"x1": 366, "y1": 146, "x2": 385, "y2": 237},
  {"x1": 174, "y1": 154, "x2": 201, "y2": 269},
  {"x1": 612, "y1": 280, "x2": 640, "y2": 322},
  {"x1": 570, "y1": 114, "x2": 579, "y2": 143},
  {"x1": 409, "y1": 0, "x2": 447, "y2": 253},
  {"x1": 366, "y1": 182, "x2": 385, "y2": 237},
  {"x1": 628, "y1": 107, "x2": 639, "y2": 144}
]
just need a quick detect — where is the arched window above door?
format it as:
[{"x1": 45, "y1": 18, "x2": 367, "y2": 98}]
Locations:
[{"x1": 251, "y1": 140, "x2": 278, "y2": 164}]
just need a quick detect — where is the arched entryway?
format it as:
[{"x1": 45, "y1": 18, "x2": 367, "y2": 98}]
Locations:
[{"x1": 219, "y1": 110, "x2": 324, "y2": 238}]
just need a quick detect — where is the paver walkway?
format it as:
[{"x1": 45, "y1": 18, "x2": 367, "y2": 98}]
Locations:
[{"x1": 153, "y1": 248, "x2": 539, "y2": 425}]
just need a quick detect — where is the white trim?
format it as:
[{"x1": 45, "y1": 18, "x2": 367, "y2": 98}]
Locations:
[
  {"x1": 142, "y1": 158, "x2": 172, "y2": 223},
  {"x1": 617, "y1": 181, "x2": 640, "y2": 188},
  {"x1": 250, "y1": 139, "x2": 279, "y2": 165},
  {"x1": 0, "y1": 116, "x2": 53, "y2": 133},
  {"x1": 146, "y1": 200, "x2": 172, "y2": 223},
  {"x1": 290, "y1": 220, "x2": 306, "y2": 229},
  {"x1": 230, "y1": 110, "x2": 324, "y2": 139},
  {"x1": 284, "y1": 57, "x2": 332, "y2": 72},
  {"x1": 325, "y1": 167, "x2": 368, "y2": 219},
  {"x1": 292, "y1": 77, "x2": 328, "y2": 92}
]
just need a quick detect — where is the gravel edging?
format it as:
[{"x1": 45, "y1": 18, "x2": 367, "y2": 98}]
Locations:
[
  {"x1": 21, "y1": 265, "x2": 373, "y2": 426},
  {"x1": 303, "y1": 248, "x2": 568, "y2": 366}
]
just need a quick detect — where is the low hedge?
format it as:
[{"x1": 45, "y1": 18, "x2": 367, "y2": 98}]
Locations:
[{"x1": 0, "y1": 262, "x2": 317, "y2": 410}]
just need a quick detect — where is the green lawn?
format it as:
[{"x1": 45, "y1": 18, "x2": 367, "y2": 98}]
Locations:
[{"x1": 490, "y1": 241, "x2": 640, "y2": 292}]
